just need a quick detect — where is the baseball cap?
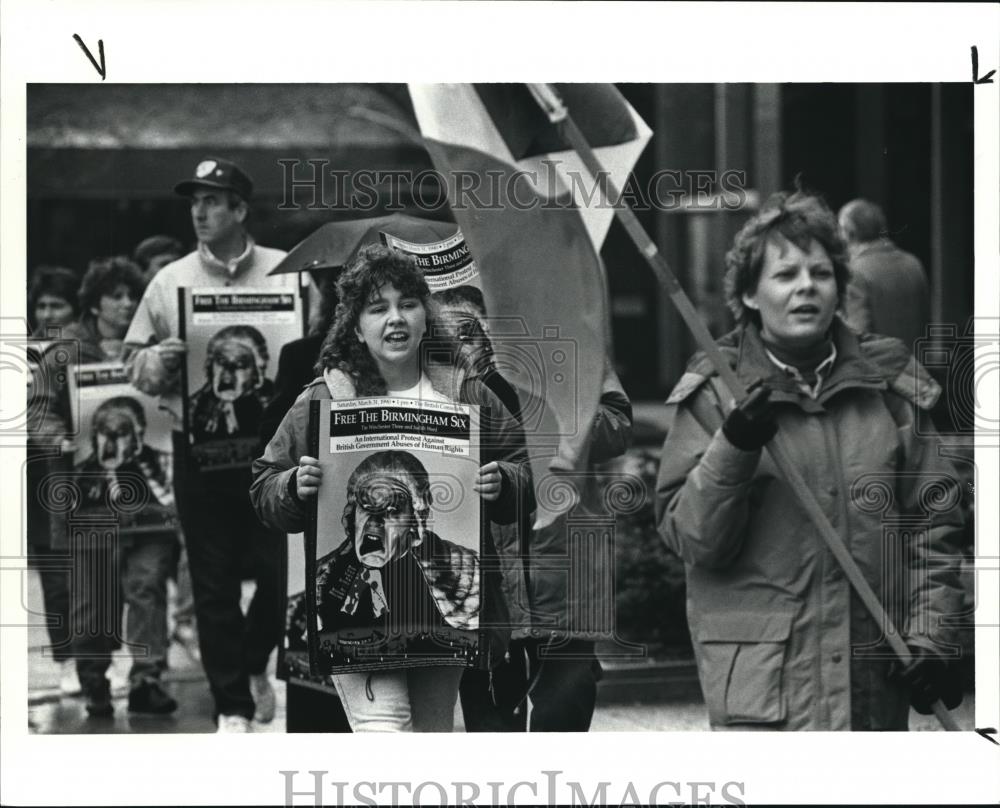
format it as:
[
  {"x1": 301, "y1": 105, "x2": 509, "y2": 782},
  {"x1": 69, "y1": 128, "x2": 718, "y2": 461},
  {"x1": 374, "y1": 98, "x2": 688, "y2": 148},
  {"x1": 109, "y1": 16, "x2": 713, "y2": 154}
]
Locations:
[{"x1": 174, "y1": 157, "x2": 253, "y2": 201}]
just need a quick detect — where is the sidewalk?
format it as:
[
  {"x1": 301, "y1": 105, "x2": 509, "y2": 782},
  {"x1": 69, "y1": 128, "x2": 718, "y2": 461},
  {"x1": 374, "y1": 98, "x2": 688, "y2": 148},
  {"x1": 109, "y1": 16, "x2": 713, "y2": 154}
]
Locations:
[
  {"x1": 25, "y1": 568, "x2": 285, "y2": 734},
  {"x1": 24, "y1": 569, "x2": 974, "y2": 733}
]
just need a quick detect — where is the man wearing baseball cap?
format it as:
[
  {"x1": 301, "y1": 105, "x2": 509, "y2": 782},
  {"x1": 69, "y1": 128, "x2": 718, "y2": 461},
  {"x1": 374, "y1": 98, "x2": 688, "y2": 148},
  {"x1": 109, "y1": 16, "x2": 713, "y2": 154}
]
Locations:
[{"x1": 124, "y1": 157, "x2": 292, "y2": 732}]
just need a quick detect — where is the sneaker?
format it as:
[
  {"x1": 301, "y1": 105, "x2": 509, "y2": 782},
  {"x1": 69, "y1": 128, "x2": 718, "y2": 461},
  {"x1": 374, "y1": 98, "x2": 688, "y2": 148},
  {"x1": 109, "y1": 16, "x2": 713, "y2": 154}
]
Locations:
[
  {"x1": 250, "y1": 673, "x2": 276, "y2": 724},
  {"x1": 128, "y1": 680, "x2": 178, "y2": 715},
  {"x1": 171, "y1": 623, "x2": 201, "y2": 663},
  {"x1": 216, "y1": 714, "x2": 252, "y2": 733},
  {"x1": 58, "y1": 661, "x2": 81, "y2": 697},
  {"x1": 84, "y1": 681, "x2": 114, "y2": 718}
]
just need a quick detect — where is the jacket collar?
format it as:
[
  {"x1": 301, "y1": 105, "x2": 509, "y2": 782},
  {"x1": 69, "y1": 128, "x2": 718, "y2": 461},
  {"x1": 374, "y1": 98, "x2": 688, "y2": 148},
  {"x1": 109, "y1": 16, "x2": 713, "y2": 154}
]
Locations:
[
  {"x1": 851, "y1": 238, "x2": 895, "y2": 260},
  {"x1": 320, "y1": 365, "x2": 469, "y2": 403},
  {"x1": 197, "y1": 235, "x2": 255, "y2": 278},
  {"x1": 731, "y1": 319, "x2": 887, "y2": 411}
]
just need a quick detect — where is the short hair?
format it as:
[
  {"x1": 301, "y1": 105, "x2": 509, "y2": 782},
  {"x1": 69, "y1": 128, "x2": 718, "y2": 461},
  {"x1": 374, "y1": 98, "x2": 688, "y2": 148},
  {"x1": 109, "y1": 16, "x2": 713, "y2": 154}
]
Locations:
[
  {"x1": 315, "y1": 243, "x2": 431, "y2": 395},
  {"x1": 340, "y1": 450, "x2": 432, "y2": 540},
  {"x1": 838, "y1": 199, "x2": 887, "y2": 243},
  {"x1": 724, "y1": 190, "x2": 850, "y2": 327},
  {"x1": 78, "y1": 257, "x2": 146, "y2": 316},
  {"x1": 431, "y1": 285, "x2": 486, "y2": 316},
  {"x1": 133, "y1": 235, "x2": 184, "y2": 270},
  {"x1": 28, "y1": 266, "x2": 80, "y2": 315}
]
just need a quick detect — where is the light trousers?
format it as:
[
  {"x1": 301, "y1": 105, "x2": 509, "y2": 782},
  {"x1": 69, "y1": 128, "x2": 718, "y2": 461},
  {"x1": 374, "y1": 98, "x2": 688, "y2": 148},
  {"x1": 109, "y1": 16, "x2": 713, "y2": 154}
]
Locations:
[{"x1": 332, "y1": 666, "x2": 463, "y2": 732}]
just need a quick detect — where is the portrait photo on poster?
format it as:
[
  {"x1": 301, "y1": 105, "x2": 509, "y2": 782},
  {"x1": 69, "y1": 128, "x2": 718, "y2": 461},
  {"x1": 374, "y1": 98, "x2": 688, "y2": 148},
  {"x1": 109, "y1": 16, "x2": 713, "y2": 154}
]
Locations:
[
  {"x1": 67, "y1": 362, "x2": 177, "y2": 535},
  {"x1": 179, "y1": 286, "x2": 303, "y2": 471},
  {"x1": 299, "y1": 397, "x2": 484, "y2": 675}
]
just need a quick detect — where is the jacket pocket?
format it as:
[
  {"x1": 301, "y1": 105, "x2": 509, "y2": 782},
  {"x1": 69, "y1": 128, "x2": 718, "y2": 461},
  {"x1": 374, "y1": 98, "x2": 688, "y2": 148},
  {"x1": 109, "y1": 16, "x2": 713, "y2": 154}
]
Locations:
[{"x1": 696, "y1": 610, "x2": 794, "y2": 726}]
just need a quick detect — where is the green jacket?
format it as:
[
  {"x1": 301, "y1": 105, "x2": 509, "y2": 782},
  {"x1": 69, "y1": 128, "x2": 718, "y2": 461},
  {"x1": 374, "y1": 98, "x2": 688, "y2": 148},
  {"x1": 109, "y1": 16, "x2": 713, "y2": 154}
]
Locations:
[{"x1": 655, "y1": 320, "x2": 965, "y2": 731}]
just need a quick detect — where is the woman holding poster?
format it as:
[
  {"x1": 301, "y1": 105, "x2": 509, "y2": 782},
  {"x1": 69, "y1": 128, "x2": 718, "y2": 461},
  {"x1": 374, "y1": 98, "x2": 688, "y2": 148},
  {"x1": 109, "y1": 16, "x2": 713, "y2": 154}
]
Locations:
[{"x1": 251, "y1": 244, "x2": 531, "y2": 732}]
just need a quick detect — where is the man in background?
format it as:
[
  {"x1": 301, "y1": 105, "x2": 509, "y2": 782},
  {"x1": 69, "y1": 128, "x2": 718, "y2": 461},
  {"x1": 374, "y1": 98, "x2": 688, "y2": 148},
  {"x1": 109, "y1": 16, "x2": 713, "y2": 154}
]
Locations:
[
  {"x1": 838, "y1": 198, "x2": 930, "y2": 351},
  {"x1": 133, "y1": 235, "x2": 184, "y2": 282},
  {"x1": 124, "y1": 157, "x2": 292, "y2": 732}
]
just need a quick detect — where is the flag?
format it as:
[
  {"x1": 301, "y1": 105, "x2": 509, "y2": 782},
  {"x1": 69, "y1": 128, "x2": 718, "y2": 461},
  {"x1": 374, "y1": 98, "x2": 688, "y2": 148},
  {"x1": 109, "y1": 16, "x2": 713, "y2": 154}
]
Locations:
[{"x1": 408, "y1": 84, "x2": 650, "y2": 501}]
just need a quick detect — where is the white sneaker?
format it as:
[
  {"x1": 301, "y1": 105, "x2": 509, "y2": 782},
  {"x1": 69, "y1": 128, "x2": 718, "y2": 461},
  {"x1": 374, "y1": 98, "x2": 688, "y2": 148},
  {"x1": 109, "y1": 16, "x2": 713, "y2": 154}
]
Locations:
[
  {"x1": 250, "y1": 673, "x2": 276, "y2": 724},
  {"x1": 58, "y1": 661, "x2": 81, "y2": 697},
  {"x1": 108, "y1": 665, "x2": 129, "y2": 696},
  {"x1": 171, "y1": 623, "x2": 201, "y2": 663},
  {"x1": 216, "y1": 714, "x2": 252, "y2": 733}
]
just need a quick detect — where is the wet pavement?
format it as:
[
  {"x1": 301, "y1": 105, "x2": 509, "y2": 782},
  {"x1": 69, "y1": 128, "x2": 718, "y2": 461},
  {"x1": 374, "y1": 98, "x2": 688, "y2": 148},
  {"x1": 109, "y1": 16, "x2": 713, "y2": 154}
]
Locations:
[{"x1": 23, "y1": 568, "x2": 974, "y2": 734}]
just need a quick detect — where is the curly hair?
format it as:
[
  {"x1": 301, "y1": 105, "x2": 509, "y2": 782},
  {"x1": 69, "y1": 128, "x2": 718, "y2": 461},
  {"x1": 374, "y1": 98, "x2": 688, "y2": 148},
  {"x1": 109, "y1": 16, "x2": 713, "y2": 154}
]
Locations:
[
  {"x1": 78, "y1": 256, "x2": 146, "y2": 316},
  {"x1": 315, "y1": 243, "x2": 431, "y2": 395},
  {"x1": 724, "y1": 190, "x2": 850, "y2": 327},
  {"x1": 340, "y1": 451, "x2": 432, "y2": 541}
]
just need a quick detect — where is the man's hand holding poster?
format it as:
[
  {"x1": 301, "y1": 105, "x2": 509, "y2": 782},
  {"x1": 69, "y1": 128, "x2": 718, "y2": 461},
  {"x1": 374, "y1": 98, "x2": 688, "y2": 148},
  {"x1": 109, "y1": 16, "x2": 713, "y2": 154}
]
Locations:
[{"x1": 300, "y1": 397, "x2": 484, "y2": 674}]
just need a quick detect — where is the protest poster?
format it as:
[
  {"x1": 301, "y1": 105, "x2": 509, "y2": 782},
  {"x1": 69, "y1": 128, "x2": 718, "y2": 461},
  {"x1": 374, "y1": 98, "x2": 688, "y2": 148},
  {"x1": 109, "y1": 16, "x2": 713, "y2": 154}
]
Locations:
[
  {"x1": 178, "y1": 287, "x2": 303, "y2": 471},
  {"x1": 382, "y1": 227, "x2": 480, "y2": 293},
  {"x1": 66, "y1": 361, "x2": 177, "y2": 535},
  {"x1": 299, "y1": 396, "x2": 484, "y2": 674}
]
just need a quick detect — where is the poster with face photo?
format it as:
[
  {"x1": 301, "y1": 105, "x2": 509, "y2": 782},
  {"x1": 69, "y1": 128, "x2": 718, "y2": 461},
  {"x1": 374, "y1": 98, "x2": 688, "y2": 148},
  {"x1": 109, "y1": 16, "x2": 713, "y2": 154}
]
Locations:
[
  {"x1": 179, "y1": 287, "x2": 304, "y2": 471},
  {"x1": 66, "y1": 362, "x2": 178, "y2": 535},
  {"x1": 301, "y1": 396, "x2": 484, "y2": 674}
]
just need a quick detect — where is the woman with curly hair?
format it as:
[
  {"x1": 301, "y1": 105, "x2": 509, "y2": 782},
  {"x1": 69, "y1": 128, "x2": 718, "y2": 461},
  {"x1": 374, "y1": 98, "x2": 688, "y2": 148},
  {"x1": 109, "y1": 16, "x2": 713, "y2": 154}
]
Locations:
[
  {"x1": 655, "y1": 190, "x2": 966, "y2": 730},
  {"x1": 251, "y1": 243, "x2": 531, "y2": 732}
]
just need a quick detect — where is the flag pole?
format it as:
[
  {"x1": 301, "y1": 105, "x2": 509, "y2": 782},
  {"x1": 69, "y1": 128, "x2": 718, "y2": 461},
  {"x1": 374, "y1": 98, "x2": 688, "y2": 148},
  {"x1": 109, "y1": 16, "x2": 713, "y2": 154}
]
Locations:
[{"x1": 526, "y1": 83, "x2": 960, "y2": 731}]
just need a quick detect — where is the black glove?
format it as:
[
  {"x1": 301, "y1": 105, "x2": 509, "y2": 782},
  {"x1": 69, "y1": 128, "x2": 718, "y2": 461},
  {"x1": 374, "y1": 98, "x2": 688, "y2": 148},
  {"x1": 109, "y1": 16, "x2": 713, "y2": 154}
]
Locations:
[
  {"x1": 887, "y1": 644, "x2": 964, "y2": 714},
  {"x1": 722, "y1": 381, "x2": 778, "y2": 451}
]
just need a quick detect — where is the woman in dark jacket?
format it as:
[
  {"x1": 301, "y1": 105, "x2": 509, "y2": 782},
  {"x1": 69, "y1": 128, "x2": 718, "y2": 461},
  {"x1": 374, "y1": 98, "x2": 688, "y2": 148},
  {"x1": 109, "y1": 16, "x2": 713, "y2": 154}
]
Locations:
[
  {"x1": 655, "y1": 191, "x2": 966, "y2": 731},
  {"x1": 251, "y1": 244, "x2": 532, "y2": 732}
]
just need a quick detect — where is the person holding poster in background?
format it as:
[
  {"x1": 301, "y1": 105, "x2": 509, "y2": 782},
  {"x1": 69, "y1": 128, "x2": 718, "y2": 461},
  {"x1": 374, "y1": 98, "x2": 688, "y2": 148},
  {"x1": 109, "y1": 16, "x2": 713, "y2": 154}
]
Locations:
[
  {"x1": 26, "y1": 265, "x2": 82, "y2": 696},
  {"x1": 428, "y1": 285, "x2": 633, "y2": 732},
  {"x1": 30, "y1": 257, "x2": 180, "y2": 716},
  {"x1": 251, "y1": 244, "x2": 533, "y2": 732},
  {"x1": 123, "y1": 158, "x2": 293, "y2": 732}
]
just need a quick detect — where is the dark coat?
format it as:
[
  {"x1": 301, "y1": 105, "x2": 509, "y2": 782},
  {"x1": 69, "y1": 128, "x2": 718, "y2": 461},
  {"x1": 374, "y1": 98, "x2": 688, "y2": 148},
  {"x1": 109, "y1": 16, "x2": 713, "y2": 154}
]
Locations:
[
  {"x1": 259, "y1": 333, "x2": 324, "y2": 447},
  {"x1": 844, "y1": 239, "x2": 929, "y2": 351}
]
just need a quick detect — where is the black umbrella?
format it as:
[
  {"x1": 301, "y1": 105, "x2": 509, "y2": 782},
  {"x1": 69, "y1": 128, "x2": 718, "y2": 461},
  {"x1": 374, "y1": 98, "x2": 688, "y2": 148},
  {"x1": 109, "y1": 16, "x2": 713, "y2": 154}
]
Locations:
[{"x1": 268, "y1": 214, "x2": 459, "y2": 275}]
